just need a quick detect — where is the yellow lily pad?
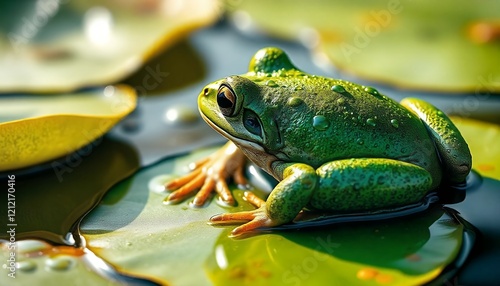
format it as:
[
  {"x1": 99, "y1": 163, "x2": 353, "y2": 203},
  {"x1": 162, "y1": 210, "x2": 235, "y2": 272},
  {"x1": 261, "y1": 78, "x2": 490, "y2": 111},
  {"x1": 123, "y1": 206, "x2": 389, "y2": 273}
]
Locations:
[
  {"x1": 0, "y1": 0, "x2": 220, "y2": 93},
  {"x1": 227, "y1": 0, "x2": 500, "y2": 92},
  {"x1": 0, "y1": 85, "x2": 136, "y2": 171},
  {"x1": 451, "y1": 117, "x2": 500, "y2": 180}
]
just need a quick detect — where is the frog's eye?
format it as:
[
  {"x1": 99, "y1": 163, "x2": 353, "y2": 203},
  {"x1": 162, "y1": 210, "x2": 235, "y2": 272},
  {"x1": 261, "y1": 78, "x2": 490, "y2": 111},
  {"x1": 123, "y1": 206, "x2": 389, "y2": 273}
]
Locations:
[
  {"x1": 243, "y1": 109, "x2": 262, "y2": 137},
  {"x1": 217, "y1": 85, "x2": 237, "y2": 117}
]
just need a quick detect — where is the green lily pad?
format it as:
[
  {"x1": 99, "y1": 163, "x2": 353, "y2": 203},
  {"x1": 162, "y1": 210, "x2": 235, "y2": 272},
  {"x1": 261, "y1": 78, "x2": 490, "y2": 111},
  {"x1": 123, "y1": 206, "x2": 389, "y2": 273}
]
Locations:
[
  {"x1": 80, "y1": 146, "x2": 470, "y2": 285},
  {"x1": 0, "y1": 85, "x2": 136, "y2": 171},
  {"x1": 0, "y1": 240, "x2": 116, "y2": 285},
  {"x1": 227, "y1": 0, "x2": 500, "y2": 92},
  {"x1": 0, "y1": 0, "x2": 220, "y2": 93},
  {"x1": 0, "y1": 238, "x2": 162, "y2": 285}
]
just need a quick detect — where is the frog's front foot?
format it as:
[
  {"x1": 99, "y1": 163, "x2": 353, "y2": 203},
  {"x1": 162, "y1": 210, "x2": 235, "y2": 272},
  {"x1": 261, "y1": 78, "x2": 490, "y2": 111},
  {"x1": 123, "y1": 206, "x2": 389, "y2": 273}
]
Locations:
[
  {"x1": 209, "y1": 192, "x2": 278, "y2": 237},
  {"x1": 164, "y1": 142, "x2": 247, "y2": 207}
]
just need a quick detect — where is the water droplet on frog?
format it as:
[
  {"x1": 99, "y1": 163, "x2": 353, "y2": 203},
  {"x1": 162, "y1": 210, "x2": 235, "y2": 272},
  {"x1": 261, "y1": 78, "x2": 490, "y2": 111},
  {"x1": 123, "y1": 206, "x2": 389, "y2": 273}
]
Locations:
[
  {"x1": 331, "y1": 84, "x2": 346, "y2": 94},
  {"x1": 17, "y1": 260, "x2": 37, "y2": 272},
  {"x1": 364, "y1": 86, "x2": 380, "y2": 97},
  {"x1": 265, "y1": 80, "x2": 278, "y2": 87},
  {"x1": 287, "y1": 97, "x2": 303, "y2": 107},
  {"x1": 313, "y1": 115, "x2": 329, "y2": 131},
  {"x1": 46, "y1": 256, "x2": 75, "y2": 271},
  {"x1": 164, "y1": 105, "x2": 199, "y2": 126},
  {"x1": 293, "y1": 86, "x2": 303, "y2": 91},
  {"x1": 366, "y1": 118, "x2": 376, "y2": 126},
  {"x1": 357, "y1": 138, "x2": 364, "y2": 145},
  {"x1": 278, "y1": 71, "x2": 288, "y2": 77},
  {"x1": 391, "y1": 119, "x2": 399, "y2": 128}
]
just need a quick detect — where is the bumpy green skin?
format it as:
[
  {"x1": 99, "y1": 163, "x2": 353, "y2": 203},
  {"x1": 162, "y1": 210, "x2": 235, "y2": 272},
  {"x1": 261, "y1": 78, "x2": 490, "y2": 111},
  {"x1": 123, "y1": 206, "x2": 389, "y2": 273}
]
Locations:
[{"x1": 199, "y1": 47, "x2": 471, "y2": 224}]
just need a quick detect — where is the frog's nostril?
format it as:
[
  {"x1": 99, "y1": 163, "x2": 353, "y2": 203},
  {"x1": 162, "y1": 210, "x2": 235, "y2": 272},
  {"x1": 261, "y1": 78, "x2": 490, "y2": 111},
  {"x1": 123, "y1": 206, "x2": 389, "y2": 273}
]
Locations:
[{"x1": 203, "y1": 88, "x2": 209, "y2": 96}]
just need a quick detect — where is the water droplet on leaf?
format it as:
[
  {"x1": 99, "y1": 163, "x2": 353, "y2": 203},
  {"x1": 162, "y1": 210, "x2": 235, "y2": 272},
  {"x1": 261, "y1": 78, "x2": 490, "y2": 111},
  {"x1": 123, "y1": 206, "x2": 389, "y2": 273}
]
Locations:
[
  {"x1": 46, "y1": 256, "x2": 75, "y2": 271},
  {"x1": 17, "y1": 260, "x2": 37, "y2": 272}
]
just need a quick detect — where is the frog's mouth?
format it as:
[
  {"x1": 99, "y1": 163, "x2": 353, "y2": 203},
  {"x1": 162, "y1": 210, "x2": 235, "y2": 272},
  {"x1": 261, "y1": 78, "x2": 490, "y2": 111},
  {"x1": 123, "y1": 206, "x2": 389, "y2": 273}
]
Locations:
[
  {"x1": 199, "y1": 111, "x2": 282, "y2": 180},
  {"x1": 199, "y1": 109, "x2": 261, "y2": 150}
]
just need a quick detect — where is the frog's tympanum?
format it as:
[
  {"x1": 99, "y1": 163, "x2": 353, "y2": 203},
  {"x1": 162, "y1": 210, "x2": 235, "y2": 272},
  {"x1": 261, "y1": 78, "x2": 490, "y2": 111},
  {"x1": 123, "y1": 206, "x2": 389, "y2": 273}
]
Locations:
[{"x1": 165, "y1": 47, "x2": 472, "y2": 237}]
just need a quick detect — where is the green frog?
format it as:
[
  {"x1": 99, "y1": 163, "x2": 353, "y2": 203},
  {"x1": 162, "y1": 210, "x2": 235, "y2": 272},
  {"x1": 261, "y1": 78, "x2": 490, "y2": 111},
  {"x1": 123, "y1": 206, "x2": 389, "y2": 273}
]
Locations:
[{"x1": 164, "y1": 47, "x2": 471, "y2": 237}]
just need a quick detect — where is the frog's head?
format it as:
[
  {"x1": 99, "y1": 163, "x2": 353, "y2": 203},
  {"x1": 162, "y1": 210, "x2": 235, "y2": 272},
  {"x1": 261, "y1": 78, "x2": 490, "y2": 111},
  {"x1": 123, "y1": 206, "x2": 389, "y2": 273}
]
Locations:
[
  {"x1": 198, "y1": 47, "x2": 301, "y2": 178},
  {"x1": 247, "y1": 47, "x2": 296, "y2": 75}
]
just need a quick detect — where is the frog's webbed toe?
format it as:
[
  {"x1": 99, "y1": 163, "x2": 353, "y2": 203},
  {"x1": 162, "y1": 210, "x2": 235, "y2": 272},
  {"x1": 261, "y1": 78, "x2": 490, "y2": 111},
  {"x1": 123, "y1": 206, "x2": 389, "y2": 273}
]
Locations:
[
  {"x1": 164, "y1": 168, "x2": 207, "y2": 204},
  {"x1": 209, "y1": 206, "x2": 276, "y2": 237},
  {"x1": 163, "y1": 142, "x2": 247, "y2": 206}
]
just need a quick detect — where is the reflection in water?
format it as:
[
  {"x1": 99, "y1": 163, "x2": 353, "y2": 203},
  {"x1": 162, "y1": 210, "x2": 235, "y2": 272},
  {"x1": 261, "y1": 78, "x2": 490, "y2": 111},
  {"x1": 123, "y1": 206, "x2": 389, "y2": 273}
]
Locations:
[{"x1": 0, "y1": 137, "x2": 139, "y2": 245}]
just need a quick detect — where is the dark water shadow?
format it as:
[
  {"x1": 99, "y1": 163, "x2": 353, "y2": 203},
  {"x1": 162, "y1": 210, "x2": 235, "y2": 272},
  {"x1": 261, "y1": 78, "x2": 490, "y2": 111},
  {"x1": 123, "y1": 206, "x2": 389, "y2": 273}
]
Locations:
[
  {"x1": 122, "y1": 39, "x2": 207, "y2": 96},
  {"x1": 452, "y1": 176, "x2": 500, "y2": 285},
  {"x1": 0, "y1": 136, "x2": 140, "y2": 245}
]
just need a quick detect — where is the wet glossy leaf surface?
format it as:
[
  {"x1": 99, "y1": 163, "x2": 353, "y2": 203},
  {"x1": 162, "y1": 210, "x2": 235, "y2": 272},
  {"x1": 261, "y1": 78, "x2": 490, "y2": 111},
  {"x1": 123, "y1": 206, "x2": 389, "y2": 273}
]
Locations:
[{"x1": 0, "y1": 85, "x2": 136, "y2": 171}]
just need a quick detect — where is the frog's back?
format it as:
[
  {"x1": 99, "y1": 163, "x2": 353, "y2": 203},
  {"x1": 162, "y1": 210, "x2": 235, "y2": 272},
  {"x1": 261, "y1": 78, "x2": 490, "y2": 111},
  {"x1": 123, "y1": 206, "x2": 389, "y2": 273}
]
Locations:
[{"x1": 268, "y1": 77, "x2": 441, "y2": 185}]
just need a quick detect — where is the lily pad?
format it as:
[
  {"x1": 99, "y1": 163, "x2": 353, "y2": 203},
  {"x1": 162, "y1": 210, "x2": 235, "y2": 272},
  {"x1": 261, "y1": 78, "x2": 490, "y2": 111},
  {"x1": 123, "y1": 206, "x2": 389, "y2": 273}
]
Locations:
[
  {"x1": 451, "y1": 117, "x2": 500, "y2": 180},
  {"x1": 0, "y1": 239, "x2": 158, "y2": 285},
  {"x1": 0, "y1": 85, "x2": 136, "y2": 171},
  {"x1": 80, "y1": 146, "x2": 472, "y2": 285},
  {"x1": 226, "y1": 0, "x2": 500, "y2": 92},
  {"x1": 0, "y1": 0, "x2": 220, "y2": 93}
]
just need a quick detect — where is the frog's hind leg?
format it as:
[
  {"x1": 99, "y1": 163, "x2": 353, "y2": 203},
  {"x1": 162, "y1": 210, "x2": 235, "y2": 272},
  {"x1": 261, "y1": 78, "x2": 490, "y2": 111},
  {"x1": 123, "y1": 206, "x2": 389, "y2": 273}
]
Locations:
[
  {"x1": 311, "y1": 158, "x2": 433, "y2": 212},
  {"x1": 400, "y1": 98, "x2": 472, "y2": 183}
]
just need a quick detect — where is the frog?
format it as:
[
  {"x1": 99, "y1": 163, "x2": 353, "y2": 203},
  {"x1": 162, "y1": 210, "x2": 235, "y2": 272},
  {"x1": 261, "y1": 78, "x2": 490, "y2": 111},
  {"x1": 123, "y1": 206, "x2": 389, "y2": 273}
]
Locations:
[{"x1": 164, "y1": 47, "x2": 472, "y2": 237}]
